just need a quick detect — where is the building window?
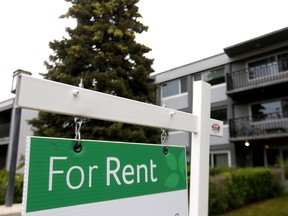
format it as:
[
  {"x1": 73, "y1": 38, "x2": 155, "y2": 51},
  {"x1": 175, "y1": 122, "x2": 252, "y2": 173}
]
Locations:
[
  {"x1": 277, "y1": 53, "x2": 288, "y2": 72},
  {"x1": 0, "y1": 145, "x2": 8, "y2": 169},
  {"x1": 248, "y1": 57, "x2": 276, "y2": 79},
  {"x1": 211, "y1": 107, "x2": 227, "y2": 124},
  {"x1": 194, "y1": 67, "x2": 225, "y2": 85},
  {"x1": 203, "y1": 67, "x2": 225, "y2": 85},
  {"x1": 251, "y1": 98, "x2": 288, "y2": 121},
  {"x1": 161, "y1": 77, "x2": 187, "y2": 98},
  {"x1": 248, "y1": 52, "x2": 288, "y2": 79},
  {"x1": 210, "y1": 151, "x2": 230, "y2": 167}
]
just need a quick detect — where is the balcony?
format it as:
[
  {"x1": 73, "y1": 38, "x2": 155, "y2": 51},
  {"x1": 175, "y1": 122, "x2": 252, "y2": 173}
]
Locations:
[
  {"x1": 0, "y1": 123, "x2": 10, "y2": 138},
  {"x1": 227, "y1": 59, "x2": 288, "y2": 98},
  {"x1": 229, "y1": 112, "x2": 288, "y2": 141}
]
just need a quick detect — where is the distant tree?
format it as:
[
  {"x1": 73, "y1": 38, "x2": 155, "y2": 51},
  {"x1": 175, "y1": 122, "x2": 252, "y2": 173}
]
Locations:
[{"x1": 28, "y1": 0, "x2": 159, "y2": 143}]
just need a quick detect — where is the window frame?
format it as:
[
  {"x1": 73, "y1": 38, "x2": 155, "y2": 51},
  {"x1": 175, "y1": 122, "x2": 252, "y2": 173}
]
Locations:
[
  {"x1": 210, "y1": 150, "x2": 231, "y2": 167},
  {"x1": 250, "y1": 98, "x2": 288, "y2": 121},
  {"x1": 246, "y1": 51, "x2": 288, "y2": 80},
  {"x1": 161, "y1": 77, "x2": 188, "y2": 99}
]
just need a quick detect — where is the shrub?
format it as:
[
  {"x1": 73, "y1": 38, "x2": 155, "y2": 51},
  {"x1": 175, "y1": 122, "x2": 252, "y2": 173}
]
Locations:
[
  {"x1": 208, "y1": 168, "x2": 285, "y2": 215},
  {"x1": 0, "y1": 166, "x2": 285, "y2": 212},
  {"x1": 0, "y1": 170, "x2": 8, "y2": 204},
  {"x1": 209, "y1": 175, "x2": 230, "y2": 213},
  {"x1": 0, "y1": 170, "x2": 23, "y2": 205},
  {"x1": 209, "y1": 166, "x2": 231, "y2": 176}
]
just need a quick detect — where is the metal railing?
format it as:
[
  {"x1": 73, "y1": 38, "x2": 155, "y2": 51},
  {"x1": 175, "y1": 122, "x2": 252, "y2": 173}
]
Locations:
[
  {"x1": 227, "y1": 58, "x2": 288, "y2": 91},
  {"x1": 0, "y1": 123, "x2": 10, "y2": 138},
  {"x1": 229, "y1": 111, "x2": 288, "y2": 138}
]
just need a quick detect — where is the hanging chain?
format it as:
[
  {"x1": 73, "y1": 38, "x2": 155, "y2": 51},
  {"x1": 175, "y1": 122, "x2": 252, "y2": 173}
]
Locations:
[
  {"x1": 161, "y1": 128, "x2": 168, "y2": 145},
  {"x1": 161, "y1": 102, "x2": 169, "y2": 154},
  {"x1": 161, "y1": 128, "x2": 169, "y2": 154},
  {"x1": 73, "y1": 117, "x2": 83, "y2": 153},
  {"x1": 161, "y1": 102, "x2": 168, "y2": 145},
  {"x1": 73, "y1": 115, "x2": 89, "y2": 153},
  {"x1": 72, "y1": 78, "x2": 87, "y2": 153},
  {"x1": 74, "y1": 117, "x2": 83, "y2": 142}
]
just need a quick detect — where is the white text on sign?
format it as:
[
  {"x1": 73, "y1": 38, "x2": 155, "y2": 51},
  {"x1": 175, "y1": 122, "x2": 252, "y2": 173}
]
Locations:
[{"x1": 48, "y1": 156, "x2": 158, "y2": 191}]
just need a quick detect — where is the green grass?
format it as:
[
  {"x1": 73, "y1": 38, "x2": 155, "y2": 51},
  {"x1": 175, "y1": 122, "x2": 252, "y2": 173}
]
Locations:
[{"x1": 215, "y1": 193, "x2": 288, "y2": 216}]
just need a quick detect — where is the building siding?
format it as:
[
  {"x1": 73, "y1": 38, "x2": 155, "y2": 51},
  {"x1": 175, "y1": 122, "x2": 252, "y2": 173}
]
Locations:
[{"x1": 152, "y1": 27, "x2": 288, "y2": 168}]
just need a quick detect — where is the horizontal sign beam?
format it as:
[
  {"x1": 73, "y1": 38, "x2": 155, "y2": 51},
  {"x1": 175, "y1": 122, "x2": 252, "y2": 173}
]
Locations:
[
  {"x1": 16, "y1": 76, "x2": 195, "y2": 132},
  {"x1": 15, "y1": 75, "x2": 222, "y2": 136}
]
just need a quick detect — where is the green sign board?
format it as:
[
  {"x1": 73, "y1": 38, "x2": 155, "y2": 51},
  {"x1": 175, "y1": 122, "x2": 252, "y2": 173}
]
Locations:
[{"x1": 23, "y1": 137, "x2": 188, "y2": 215}]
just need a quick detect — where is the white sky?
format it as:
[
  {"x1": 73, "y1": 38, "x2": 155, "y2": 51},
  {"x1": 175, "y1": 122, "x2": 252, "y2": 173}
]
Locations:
[{"x1": 1, "y1": 0, "x2": 288, "y2": 101}]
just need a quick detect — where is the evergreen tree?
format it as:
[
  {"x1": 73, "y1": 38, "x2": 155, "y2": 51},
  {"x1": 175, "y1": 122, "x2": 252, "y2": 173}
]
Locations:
[{"x1": 29, "y1": 0, "x2": 159, "y2": 143}]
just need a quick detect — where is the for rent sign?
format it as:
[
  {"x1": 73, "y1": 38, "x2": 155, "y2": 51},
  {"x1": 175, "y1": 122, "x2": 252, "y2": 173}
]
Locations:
[{"x1": 23, "y1": 137, "x2": 188, "y2": 216}]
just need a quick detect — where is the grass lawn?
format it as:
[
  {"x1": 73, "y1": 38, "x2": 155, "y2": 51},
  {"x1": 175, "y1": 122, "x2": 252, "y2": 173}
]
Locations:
[{"x1": 216, "y1": 193, "x2": 288, "y2": 216}]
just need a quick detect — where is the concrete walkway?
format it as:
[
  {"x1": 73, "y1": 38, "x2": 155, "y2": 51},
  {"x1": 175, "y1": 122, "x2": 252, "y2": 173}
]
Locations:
[{"x1": 0, "y1": 204, "x2": 21, "y2": 216}]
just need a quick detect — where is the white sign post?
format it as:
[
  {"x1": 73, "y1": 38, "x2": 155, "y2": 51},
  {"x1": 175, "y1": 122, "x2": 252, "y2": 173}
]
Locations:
[{"x1": 15, "y1": 75, "x2": 223, "y2": 216}]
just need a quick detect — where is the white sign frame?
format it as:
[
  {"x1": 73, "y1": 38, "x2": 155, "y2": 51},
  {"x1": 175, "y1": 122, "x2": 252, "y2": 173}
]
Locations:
[{"x1": 16, "y1": 75, "x2": 223, "y2": 216}]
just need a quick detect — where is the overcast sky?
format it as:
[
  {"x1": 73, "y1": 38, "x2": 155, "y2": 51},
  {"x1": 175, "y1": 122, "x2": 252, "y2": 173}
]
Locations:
[{"x1": 1, "y1": 0, "x2": 288, "y2": 101}]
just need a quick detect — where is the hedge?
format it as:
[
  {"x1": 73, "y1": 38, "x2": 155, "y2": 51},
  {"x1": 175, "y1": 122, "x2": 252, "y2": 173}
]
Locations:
[
  {"x1": 0, "y1": 167, "x2": 285, "y2": 214},
  {"x1": 209, "y1": 168, "x2": 285, "y2": 215}
]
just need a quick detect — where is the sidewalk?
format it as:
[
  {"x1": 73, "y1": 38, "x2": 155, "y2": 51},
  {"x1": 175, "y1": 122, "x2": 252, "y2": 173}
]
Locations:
[{"x1": 0, "y1": 204, "x2": 21, "y2": 216}]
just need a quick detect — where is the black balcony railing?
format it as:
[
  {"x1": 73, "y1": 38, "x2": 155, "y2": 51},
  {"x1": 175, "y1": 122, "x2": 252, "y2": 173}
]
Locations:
[
  {"x1": 227, "y1": 58, "x2": 288, "y2": 91},
  {"x1": 0, "y1": 123, "x2": 10, "y2": 138},
  {"x1": 229, "y1": 112, "x2": 288, "y2": 139}
]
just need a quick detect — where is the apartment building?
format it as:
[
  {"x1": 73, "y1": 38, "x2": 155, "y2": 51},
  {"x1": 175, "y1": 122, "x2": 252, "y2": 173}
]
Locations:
[
  {"x1": 0, "y1": 98, "x2": 37, "y2": 172},
  {"x1": 150, "y1": 27, "x2": 288, "y2": 168},
  {"x1": 0, "y1": 99, "x2": 13, "y2": 170}
]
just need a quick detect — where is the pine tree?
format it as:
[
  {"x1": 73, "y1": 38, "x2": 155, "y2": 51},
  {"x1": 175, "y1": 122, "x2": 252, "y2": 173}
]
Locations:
[{"x1": 29, "y1": 0, "x2": 159, "y2": 143}]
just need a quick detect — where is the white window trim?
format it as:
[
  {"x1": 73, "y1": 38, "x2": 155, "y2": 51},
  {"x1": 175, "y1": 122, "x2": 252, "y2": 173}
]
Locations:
[{"x1": 210, "y1": 150, "x2": 231, "y2": 167}]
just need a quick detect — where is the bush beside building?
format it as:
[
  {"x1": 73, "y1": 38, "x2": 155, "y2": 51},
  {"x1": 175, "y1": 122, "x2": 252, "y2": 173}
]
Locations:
[
  {"x1": 0, "y1": 167, "x2": 285, "y2": 216},
  {"x1": 209, "y1": 168, "x2": 285, "y2": 215}
]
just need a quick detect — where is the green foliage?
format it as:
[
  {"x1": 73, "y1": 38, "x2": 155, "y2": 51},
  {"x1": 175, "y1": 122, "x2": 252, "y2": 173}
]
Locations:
[
  {"x1": 209, "y1": 175, "x2": 230, "y2": 213},
  {"x1": 209, "y1": 168, "x2": 285, "y2": 215},
  {"x1": 209, "y1": 166, "x2": 235, "y2": 176},
  {"x1": 0, "y1": 167, "x2": 285, "y2": 210},
  {"x1": 0, "y1": 170, "x2": 7, "y2": 204},
  {"x1": 28, "y1": 0, "x2": 159, "y2": 143},
  {"x1": 0, "y1": 170, "x2": 23, "y2": 205},
  {"x1": 217, "y1": 193, "x2": 288, "y2": 216},
  {"x1": 16, "y1": 155, "x2": 25, "y2": 170}
]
